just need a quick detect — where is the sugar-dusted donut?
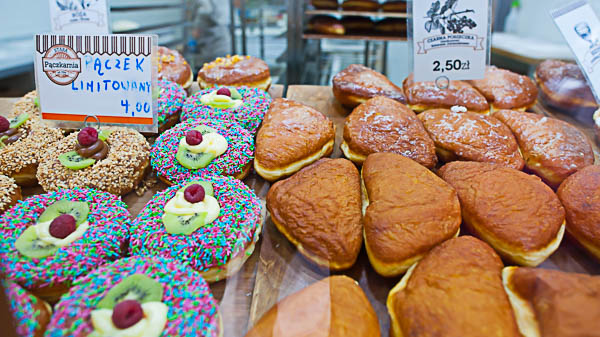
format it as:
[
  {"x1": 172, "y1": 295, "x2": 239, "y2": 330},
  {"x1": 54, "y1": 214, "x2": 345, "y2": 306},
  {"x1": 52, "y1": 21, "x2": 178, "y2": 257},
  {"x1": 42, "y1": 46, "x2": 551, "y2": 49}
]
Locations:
[
  {"x1": 45, "y1": 256, "x2": 221, "y2": 336},
  {"x1": 181, "y1": 86, "x2": 271, "y2": 134},
  {"x1": 0, "y1": 188, "x2": 130, "y2": 303},
  {"x1": 37, "y1": 127, "x2": 150, "y2": 195},
  {"x1": 151, "y1": 119, "x2": 254, "y2": 184},
  {"x1": 130, "y1": 175, "x2": 262, "y2": 283}
]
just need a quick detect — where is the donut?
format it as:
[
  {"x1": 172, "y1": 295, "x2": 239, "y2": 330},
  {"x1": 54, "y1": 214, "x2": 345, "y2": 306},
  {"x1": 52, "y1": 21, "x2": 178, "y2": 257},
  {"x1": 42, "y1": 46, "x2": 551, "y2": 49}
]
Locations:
[
  {"x1": 381, "y1": 0, "x2": 407, "y2": 12},
  {"x1": 502, "y1": 267, "x2": 600, "y2": 337},
  {"x1": 130, "y1": 175, "x2": 262, "y2": 283},
  {"x1": 439, "y1": 161, "x2": 565, "y2": 266},
  {"x1": 0, "y1": 175, "x2": 21, "y2": 214},
  {"x1": 341, "y1": 16, "x2": 375, "y2": 34},
  {"x1": 267, "y1": 159, "x2": 362, "y2": 270},
  {"x1": 181, "y1": 86, "x2": 271, "y2": 134},
  {"x1": 198, "y1": 55, "x2": 272, "y2": 91},
  {"x1": 375, "y1": 18, "x2": 407, "y2": 36},
  {"x1": 45, "y1": 256, "x2": 221, "y2": 336},
  {"x1": 254, "y1": 98, "x2": 335, "y2": 182},
  {"x1": 535, "y1": 59, "x2": 598, "y2": 121},
  {"x1": 332, "y1": 64, "x2": 406, "y2": 108},
  {"x1": 363, "y1": 153, "x2": 461, "y2": 276},
  {"x1": 157, "y1": 46, "x2": 193, "y2": 89},
  {"x1": 387, "y1": 236, "x2": 521, "y2": 337},
  {"x1": 246, "y1": 276, "x2": 380, "y2": 337},
  {"x1": 151, "y1": 119, "x2": 254, "y2": 185},
  {"x1": 2, "y1": 280, "x2": 52, "y2": 337},
  {"x1": 37, "y1": 127, "x2": 150, "y2": 196},
  {"x1": 157, "y1": 79, "x2": 186, "y2": 133},
  {"x1": 467, "y1": 66, "x2": 538, "y2": 111},
  {"x1": 493, "y1": 109, "x2": 594, "y2": 188},
  {"x1": 341, "y1": 0, "x2": 380, "y2": 11},
  {"x1": 0, "y1": 100, "x2": 64, "y2": 186},
  {"x1": 557, "y1": 165, "x2": 600, "y2": 261},
  {"x1": 342, "y1": 96, "x2": 437, "y2": 168},
  {"x1": 0, "y1": 188, "x2": 130, "y2": 303},
  {"x1": 418, "y1": 108, "x2": 525, "y2": 170},
  {"x1": 310, "y1": 0, "x2": 338, "y2": 9},
  {"x1": 10, "y1": 90, "x2": 41, "y2": 119},
  {"x1": 308, "y1": 15, "x2": 346, "y2": 35},
  {"x1": 403, "y1": 73, "x2": 490, "y2": 113}
]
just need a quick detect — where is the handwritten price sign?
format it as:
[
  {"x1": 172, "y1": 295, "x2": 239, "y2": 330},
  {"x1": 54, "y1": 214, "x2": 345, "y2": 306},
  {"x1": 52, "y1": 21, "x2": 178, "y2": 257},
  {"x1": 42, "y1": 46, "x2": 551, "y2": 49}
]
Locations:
[{"x1": 34, "y1": 34, "x2": 158, "y2": 132}]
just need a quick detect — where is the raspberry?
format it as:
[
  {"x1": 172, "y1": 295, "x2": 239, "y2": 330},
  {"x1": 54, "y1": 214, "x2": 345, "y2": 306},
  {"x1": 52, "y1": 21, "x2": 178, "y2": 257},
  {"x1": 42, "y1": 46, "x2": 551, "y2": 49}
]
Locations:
[
  {"x1": 216, "y1": 87, "x2": 231, "y2": 97},
  {"x1": 185, "y1": 130, "x2": 203, "y2": 146},
  {"x1": 77, "y1": 127, "x2": 98, "y2": 146},
  {"x1": 0, "y1": 116, "x2": 9, "y2": 133},
  {"x1": 48, "y1": 214, "x2": 76, "y2": 239},
  {"x1": 112, "y1": 300, "x2": 144, "y2": 329},
  {"x1": 184, "y1": 184, "x2": 206, "y2": 203}
]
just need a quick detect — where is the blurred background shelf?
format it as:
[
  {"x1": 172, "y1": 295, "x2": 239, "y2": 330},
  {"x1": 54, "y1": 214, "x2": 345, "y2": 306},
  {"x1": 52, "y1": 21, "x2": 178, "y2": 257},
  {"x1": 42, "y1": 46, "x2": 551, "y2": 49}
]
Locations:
[
  {"x1": 304, "y1": 9, "x2": 407, "y2": 18},
  {"x1": 303, "y1": 32, "x2": 406, "y2": 41}
]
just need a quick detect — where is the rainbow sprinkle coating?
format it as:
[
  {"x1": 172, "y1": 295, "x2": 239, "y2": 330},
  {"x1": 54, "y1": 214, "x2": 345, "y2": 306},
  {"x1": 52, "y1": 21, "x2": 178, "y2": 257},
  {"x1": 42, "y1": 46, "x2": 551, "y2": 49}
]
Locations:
[
  {"x1": 150, "y1": 118, "x2": 254, "y2": 184},
  {"x1": 0, "y1": 188, "x2": 130, "y2": 290},
  {"x1": 3, "y1": 280, "x2": 46, "y2": 337},
  {"x1": 181, "y1": 86, "x2": 271, "y2": 134},
  {"x1": 157, "y1": 79, "x2": 186, "y2": 127},
  {"x1": 45, "y1": 256, "x2": 220, "y2": 337},
  {"x1": 130, "y1": 175, "x2": 262, "y2": 276}
]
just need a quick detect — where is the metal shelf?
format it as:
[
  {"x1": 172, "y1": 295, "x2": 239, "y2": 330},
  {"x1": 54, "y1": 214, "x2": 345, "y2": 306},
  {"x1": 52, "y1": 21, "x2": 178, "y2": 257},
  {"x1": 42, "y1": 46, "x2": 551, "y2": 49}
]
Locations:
[
  {"x1": 303, "y1": 33, "x2": 406, "y2": 41},
  {"x1": 304, "y1": 9, "x2": 407, "y2": 19}
]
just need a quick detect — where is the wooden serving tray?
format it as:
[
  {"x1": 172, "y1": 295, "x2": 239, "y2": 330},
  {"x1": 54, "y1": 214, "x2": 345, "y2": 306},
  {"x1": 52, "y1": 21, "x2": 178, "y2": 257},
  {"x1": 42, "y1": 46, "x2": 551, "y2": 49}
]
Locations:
[{"x1": 248, "y1": 85, "x2": 600, "y2": 336}]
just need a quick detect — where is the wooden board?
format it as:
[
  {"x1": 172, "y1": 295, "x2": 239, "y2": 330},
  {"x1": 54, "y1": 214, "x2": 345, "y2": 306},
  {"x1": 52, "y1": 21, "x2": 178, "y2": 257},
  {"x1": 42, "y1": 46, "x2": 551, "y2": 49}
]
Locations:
[
  {"x1": 249, "y1": 85, "x2": 600, "y2": 336},
  {"x1": 0, "y1": 84, "x2": 284, "y2": 337}
]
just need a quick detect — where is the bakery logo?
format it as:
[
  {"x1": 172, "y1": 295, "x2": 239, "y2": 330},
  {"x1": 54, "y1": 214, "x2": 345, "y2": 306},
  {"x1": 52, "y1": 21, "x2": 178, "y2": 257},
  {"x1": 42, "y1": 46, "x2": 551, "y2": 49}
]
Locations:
[
  {"x1": 417, "y1": 0, "x2": 484, "y2": 54},
  {"x1": 41, "y1": 44, "x2": 81, "y2": 85},
  {"x1": 53, "y1": 0, "x2": 106, "y2": 30},
  {"x1": 575, "y1": 22, "x2": 600, "y2": 73}
]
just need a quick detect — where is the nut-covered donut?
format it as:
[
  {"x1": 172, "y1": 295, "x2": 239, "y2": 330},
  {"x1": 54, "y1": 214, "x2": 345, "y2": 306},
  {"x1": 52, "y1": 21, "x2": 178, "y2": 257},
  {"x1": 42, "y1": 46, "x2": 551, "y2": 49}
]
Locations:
[
  {"x1": 0, "y1": 175, "x2": 21, "y2": 214},
  {"x1": 198, "y1": 55, "x2": 271, "y2": 91},
  {"x1": 37, "y1": 127, "x2": 150, "y2": 196}
]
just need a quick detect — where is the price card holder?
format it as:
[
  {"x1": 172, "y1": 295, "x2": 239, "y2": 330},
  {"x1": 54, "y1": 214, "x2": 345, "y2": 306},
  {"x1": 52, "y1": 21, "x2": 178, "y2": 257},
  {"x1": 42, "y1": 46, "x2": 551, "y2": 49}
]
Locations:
[
  {"x1": 551, "y1": 0, "x2": 600, "y2": 103},
  {"x1": 49, "y1": 0, "x2": 111, "y2": 34},
  {"x1": 408, "y1": 0, "x2": 492, "y2": 84},
  {"x1": 34, "y1": 34, "x2": 159, "y2": 133}
]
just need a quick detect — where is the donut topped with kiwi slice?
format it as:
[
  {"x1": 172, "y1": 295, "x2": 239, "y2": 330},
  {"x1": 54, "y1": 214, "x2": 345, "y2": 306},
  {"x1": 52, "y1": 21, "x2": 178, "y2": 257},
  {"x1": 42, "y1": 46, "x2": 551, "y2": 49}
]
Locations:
[
  {"x1": 130, "y1": 174, "x2": 262, "y2": 283},
  {"x1": 36, "y1": 126, "x2": 150, "y2": 196},
  {"x1": 46, "y1": 256, "x2": 221, "y2": 337},
  {"x1": 150, "y1": 118, "x2": 254, "y2": 185},
  {"x1": 0, "y1": 188, "x2": 130, "y2": 303}
]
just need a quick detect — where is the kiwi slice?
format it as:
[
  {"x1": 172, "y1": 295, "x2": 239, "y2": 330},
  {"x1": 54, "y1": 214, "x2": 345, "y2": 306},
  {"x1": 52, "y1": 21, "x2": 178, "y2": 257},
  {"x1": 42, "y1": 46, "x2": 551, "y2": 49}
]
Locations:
[
  {"x1": 15, "y1": 226, "x2": 59, "y2": 259},
  {"x1": 34, "y1": 97, "x2": 40, "y2": 109},
  {"x1": 96, "y1": 274, "x2": 164, "y2": 309},
  {"x1": 59, "y1": 151, "x2": 96, "y2": 170},
  {"x1": 181, "y1": 180, "x2": 215, "y2": 197},
  {"x1": 176, "y1": 145, "x2": 215, "y2": 170},
  {"x1": 98, "y1": 130, "x2": 112, "y2": 141},
  {"x1": 0, "y1": 136, "x2": 7, "y2": 147},
  {"x1": 38, "y1": 200, "x2": 89, "y2": 225},
  {"x1": 194, "y1": 125, "x2": 217, "y2": 135},
  {"x1": 230, "y1": 88, "x2": 242, "y2": 100},
  {"x1": 9, "y1": 113, "x2": 29, "y2": 129},
  {"x1": 163, "y1": 212, "x2": 207, "y2": 235}
]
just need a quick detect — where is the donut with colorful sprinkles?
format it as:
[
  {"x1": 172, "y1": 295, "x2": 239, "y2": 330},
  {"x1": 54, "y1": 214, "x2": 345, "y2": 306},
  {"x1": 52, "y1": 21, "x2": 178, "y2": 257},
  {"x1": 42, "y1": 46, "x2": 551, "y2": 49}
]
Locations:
[
  {"x1": 150, "y1": 118, "x2": 254, "y2": 185},
  {"x1": 0, "y1": 188, "x2": 130, "y2": 303},
  {"x1": 129, "y1": 175, "x2": 262, "y2": 283},
  {"x1": 2, "y1": 280, "x2": 52, "y2": 337},
  {"x1": 45, "y1": 256, "x2": 221, "y2": 337},
  {"x1": 181, "y1": 86, "x2": 271, "y2": 134},
  {"x1": 157, "y1": 79, "x2": 187, "y2": 133}
]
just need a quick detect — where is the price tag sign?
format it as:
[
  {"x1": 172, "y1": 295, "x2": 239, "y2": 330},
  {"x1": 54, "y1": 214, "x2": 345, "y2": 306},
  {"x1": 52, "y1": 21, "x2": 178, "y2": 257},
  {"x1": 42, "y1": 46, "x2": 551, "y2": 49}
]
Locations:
[
  {"x1": 410, "y1": 0, "x2": 491, "y2": 82},
  {"x1": 49, "y1": 0, "x2": 111, "y2": 34},
  {"x1": 551, "y1": 0, "x2": 600, "y2": 102},
  {"x1": 34, "y1": 34, "x2": 159, "y2": 133}
]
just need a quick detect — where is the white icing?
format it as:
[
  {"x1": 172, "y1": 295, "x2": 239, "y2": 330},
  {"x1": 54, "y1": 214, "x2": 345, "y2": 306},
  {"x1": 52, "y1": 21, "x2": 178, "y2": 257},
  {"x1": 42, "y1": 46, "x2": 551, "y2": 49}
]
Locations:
[
  {"x1": 35, "y1": 220, "x2": 89, "y2": 247},
  {"x1": 90, "y1": 302, "x2": 168, "y2": 337},
  {"x1": 164, "y1": 190, "x2": 220, "y2": 225},
  {"x1": 450, "y1": 105, "x2": 468, "y2": 113},
  {"x1": 200, "y1": 90, "x2": 243, "y2": 110},
  {"x1": 181, "y1": 132, "x2": 228, "y2": 157}
]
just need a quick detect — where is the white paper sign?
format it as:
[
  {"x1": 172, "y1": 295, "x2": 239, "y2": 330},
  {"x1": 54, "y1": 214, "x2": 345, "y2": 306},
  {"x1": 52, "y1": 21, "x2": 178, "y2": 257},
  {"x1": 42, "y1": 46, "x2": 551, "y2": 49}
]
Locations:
[
  {"x1": 34, "y1": 34, "x2": 158, "y2": 133},
  {"x1": 411, "y1": 0, "x2": 491, "y2": 82},
  {"x1": 49, "y1": 0, "x2": 110, "y2": 34},
  {"x1": 551, "y1": 0, "x2": 600, "y2": 102}
]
